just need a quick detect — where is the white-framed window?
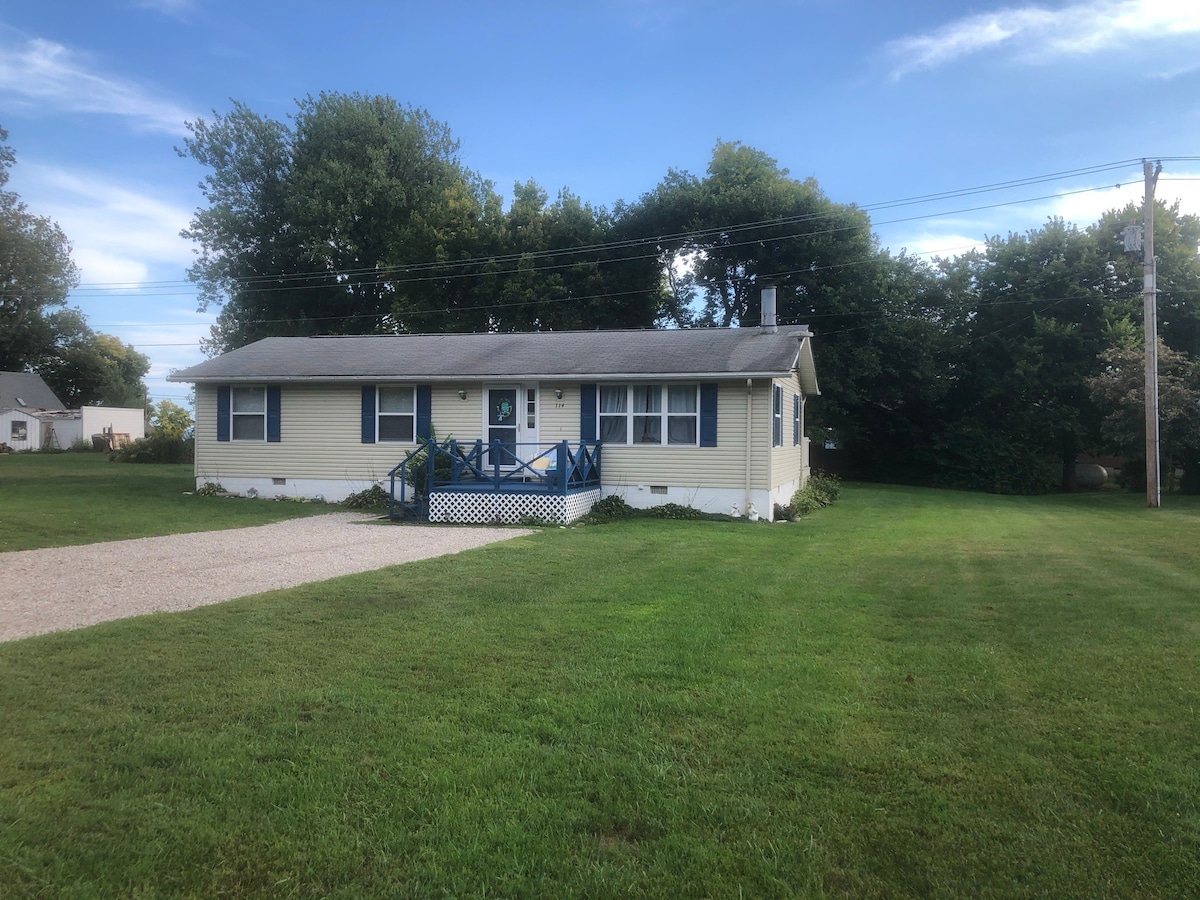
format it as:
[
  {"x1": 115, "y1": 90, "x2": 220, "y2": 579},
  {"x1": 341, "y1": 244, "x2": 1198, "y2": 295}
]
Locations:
[
  {"x1": 793, "y1": 393, "x2": 801, "y2": 446},
  {"x1": 772, "y1": 384, "x2": 783, "y2": 447},
  {"x1": 598, "y1": 384, "x2": 699, "y2": 446},
  {"x1": 377, "y1": 386, "x2": 416, "y2": 442},
  {"x1": 231, "y1": 387, "x2": 266, "y2": 441}
]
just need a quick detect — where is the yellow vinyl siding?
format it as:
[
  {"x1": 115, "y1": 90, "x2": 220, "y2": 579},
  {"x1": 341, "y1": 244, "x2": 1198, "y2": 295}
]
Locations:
[
  {"x1": 428, "y1": 383, "x2": 481, "y2": 441},
  {"x1": 749, "y1": 379, "x2": 773, "y2": 488},
  {"x1": 592, "y1": 381, "x2": 757, "y2": 489},
  {"x1": 768, "y1": 373, "x2": 809, "y2": 489},
  {"x1": 197, "y1": 383, "x2": 475, "y2": 483},
  {"x1": 537, "y1": 382, "x2": 578, "y2": 442},
  {"x1": 195, "y1": 377, "x2": 804, "y2": 491}
]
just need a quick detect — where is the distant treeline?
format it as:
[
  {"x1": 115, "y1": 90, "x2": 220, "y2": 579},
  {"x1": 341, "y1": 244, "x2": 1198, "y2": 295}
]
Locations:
[{"x1": 179, "y1": 93, "x2": 1200, "y2": 493}]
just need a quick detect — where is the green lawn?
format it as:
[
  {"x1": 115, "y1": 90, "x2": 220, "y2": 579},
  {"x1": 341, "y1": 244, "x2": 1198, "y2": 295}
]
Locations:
[
  {"x1": 1, "y1": 482, "x2": 1198, "y2": 897},
  {"x1": 0, "y1": 452, "x2": 333, "y2": 551}
]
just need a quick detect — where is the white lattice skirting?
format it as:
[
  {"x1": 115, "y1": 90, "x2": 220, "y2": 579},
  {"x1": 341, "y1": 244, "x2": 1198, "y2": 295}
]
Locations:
[{"x1": 428, "y1": 489, "x2": 601, "y2": 525}]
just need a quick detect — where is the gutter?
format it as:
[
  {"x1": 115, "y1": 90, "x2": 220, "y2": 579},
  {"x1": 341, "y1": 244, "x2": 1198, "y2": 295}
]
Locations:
[{"x1": 169, "y1": 370, "x2": 803, "y2": 384}]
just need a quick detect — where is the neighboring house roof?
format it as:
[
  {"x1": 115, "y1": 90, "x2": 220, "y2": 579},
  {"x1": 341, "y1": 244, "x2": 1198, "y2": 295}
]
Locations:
[
  {"x1": 0, "y1": 371, "x2": 67, "y2": 411},
  {"x1": 169, "y1": 328, "x2": 820, "y2": 394}
]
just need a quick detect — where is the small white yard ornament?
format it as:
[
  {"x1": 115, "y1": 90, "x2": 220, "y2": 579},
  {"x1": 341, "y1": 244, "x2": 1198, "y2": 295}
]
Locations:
[
  {"x1": 731, "y1": 504, "x2": 742, "y2": 518},
  {"x1": 747, "y1": 502, "x2": 760, "y2": 522}
]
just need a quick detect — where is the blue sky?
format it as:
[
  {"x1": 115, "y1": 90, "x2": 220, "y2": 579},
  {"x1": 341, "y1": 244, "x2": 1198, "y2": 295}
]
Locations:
[{"x1": 2, "y1": 0, "x2": 1199, "y2": 404}]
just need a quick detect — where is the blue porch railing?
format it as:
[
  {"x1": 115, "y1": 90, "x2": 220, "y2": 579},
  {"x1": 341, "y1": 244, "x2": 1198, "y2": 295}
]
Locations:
[{"x1": 388, "y1": 439, "x2": 602, "y2": 519}]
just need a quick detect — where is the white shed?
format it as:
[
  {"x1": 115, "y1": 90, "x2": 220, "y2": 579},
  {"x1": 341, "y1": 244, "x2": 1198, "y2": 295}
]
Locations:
[
  {"x1": 2, "y1": 407, "x2": 38, "y2": 450},
  {"x1": 0, "y1": 407, "x2": 145, "y2": 451}
]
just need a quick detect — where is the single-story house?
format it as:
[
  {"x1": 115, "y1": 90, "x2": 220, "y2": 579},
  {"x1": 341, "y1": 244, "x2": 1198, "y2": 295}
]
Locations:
[
  {"x1": 0, "y1": 372, "x2": 145, "y2": 451},
  {"x1": 169, "y1": 296, "x2": 819, "y2": 523}
]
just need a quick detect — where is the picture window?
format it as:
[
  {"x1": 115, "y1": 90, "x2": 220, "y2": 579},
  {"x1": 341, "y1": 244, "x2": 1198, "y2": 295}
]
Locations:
[{"x1": 598, "y1": 385, "x2": 699, "y2": 446}]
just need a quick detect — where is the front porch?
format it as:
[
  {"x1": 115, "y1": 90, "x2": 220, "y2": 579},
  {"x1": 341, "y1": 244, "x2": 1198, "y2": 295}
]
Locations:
[{"x1": 389, "y1": 438, "x2": 602, "y2": 524}]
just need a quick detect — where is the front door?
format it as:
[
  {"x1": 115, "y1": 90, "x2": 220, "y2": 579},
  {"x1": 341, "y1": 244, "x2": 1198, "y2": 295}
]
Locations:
[{"x1": 484, "y1": 385, "x2": 535, "y2": 468}]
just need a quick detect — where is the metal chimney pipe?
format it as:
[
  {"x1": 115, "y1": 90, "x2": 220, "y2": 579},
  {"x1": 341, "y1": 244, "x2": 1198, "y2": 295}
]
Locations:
[{"x1": 760, "y1": 285, "x2": 778, "y2": 334}]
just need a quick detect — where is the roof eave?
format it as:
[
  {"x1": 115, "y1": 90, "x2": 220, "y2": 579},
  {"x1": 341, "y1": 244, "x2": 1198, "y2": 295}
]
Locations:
[{"x1": 171, "y1": 369, "x2": 802, "y2": 384}]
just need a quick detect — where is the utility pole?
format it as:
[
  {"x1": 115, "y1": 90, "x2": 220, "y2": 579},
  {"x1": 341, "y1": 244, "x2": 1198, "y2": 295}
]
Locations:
[{"x1": 1143, "y1": 159, "x2": 1162, "y2": 508}]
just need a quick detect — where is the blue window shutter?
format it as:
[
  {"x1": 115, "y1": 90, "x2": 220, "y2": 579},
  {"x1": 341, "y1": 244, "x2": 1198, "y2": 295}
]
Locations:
[
  {"x1": 216, "y1": 386, "x2": 231, "y2": 442},
  {"x1": 361, "y1": 385, "x2": 376, "y2": 444},
  {"x1": 416, "y1": 385, "x2": 432, "y2": 439},
  {"x1": 699, "y1": 383, "x2": 718, "y2": 447},
  {"x1": 267, "y1": 386, "x2": 282, "y2": 442},
  {"x1": 793, "y1": 393, "x2": 800, "y2": 446},
  {"x1": 580, "y1": 383, "x2": 597, "y2": 441}
]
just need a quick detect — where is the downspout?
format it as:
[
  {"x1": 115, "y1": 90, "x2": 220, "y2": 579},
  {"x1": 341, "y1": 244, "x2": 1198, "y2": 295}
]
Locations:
[{"x1": 745, "y1": 377, "x2": 754, "y2": 513}]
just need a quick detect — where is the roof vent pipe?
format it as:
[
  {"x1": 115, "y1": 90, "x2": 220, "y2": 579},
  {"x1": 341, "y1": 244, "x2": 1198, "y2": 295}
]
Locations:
[{"x1": 760, "y1": 285, "x2": 778, "y2": 334}]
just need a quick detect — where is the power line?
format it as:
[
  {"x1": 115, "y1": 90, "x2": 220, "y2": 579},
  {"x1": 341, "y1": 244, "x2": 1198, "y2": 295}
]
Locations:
[
  {"x1": 57, "y1": 157, "x2": 1154, "y2": 295},
  {"x1": 57, "y1": 176, "x2": 1165, "y2": 314},
  {"x1": 21, "y1": 157, "x2": 1196, "y2": 350},
  {"x1": 108, "y1": 237, "x2": 1188, "y2": 338}
]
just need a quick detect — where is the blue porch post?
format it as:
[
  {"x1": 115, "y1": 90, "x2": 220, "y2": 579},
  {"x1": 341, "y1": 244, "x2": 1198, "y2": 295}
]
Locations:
[
  {"x1": 425, "y1": 437, "x2": 436, "y2": 494},
  {"x1": 557, "y1": 440, "x2": 568, "y2": 493}
]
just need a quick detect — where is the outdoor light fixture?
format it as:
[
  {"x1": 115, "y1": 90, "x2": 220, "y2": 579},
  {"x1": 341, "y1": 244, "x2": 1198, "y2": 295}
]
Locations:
[
  {"x1": 554, "y1": 388, "x2": 563, "y2": 400},
  {"x1": 458, "y1": 389, "x2": 468, "y2": 400}
]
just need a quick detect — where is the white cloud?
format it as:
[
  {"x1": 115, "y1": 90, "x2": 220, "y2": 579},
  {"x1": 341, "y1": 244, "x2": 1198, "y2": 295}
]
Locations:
[
  {"x1": 71, "y1": 249, "x2": 151, "y2": 286},
  {"x1": 888, "y1": 232, "x2": 988, "y2": 260},
  {"x1": 882, "y1": 166, "x2": 1200, "y2": 260},
  {"x1": 19, "y1": 162, "x2": 196, "y2": 284},
  {"x1": 1041, "y1": 169, "x2": 1200, "y2": 225},
  {"x1": 888, "y1": 0, "x2": 1200, "y2": 79},
  {"x1": 0, "y1": 31, "x2": 194, "y2": 134},
  {"x1": 5, "y1": 155, "x2": 210, "y2": 400}
]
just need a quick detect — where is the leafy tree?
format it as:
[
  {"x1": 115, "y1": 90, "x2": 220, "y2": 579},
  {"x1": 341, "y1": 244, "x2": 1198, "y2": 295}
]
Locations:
[
  {"x1": 113, "y1": 398, "x2": 192, "y2": 464},
  {"x1": 484, "y1": 181, "x2": 674, "y2": 332},
  {"x1": 181, "y1": 94, "x2": 674, "y2": 349},
  {"x1": 190, "y1": 97, "x2": 572, "y2": 346},
  {"x1": 932, "y1": 218, "x2": 1130, "y2": 492},
  {"x1": 149, "y1": 399, "x2": 192, "y2": 440},
  {"x1": 180, "y1": 101, "x2": 297, "y2": 353},
  {"x1": 35, "y1": 311, "x2": 150, "y2": 407},
  {"x1": 1090, "y1": 324, "x2": 1200, "y2": 492},
  {"x1": 615, "y1": 142, "x2": 954, "y2": 479},
  {"x1": 616, "y1": 142, "x2": 877, "y2": 328},
  {"x1": 0, "y1": 125, "x2": 81, "y2": 371},
  {"x1": 820, "y1": 250, "x2": 955, "y2": 484},
  {"x1": 1088, "y1": 200, "x2": 1200, "y2": 357}
]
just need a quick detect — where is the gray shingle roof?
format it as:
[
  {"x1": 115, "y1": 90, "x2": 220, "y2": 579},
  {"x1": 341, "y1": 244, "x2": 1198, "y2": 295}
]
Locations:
[
  {"x1": 169, "y1": 329, "x2": 819, "y2": 393},
  {"x1": 0, "y1": 372, "x2": 67, "y2": 411}
]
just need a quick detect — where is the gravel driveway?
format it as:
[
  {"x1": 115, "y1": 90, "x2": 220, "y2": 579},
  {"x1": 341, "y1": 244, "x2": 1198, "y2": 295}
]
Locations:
[{"x1": 0, "y1": 513, "x2": 532, "y2": 643}]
